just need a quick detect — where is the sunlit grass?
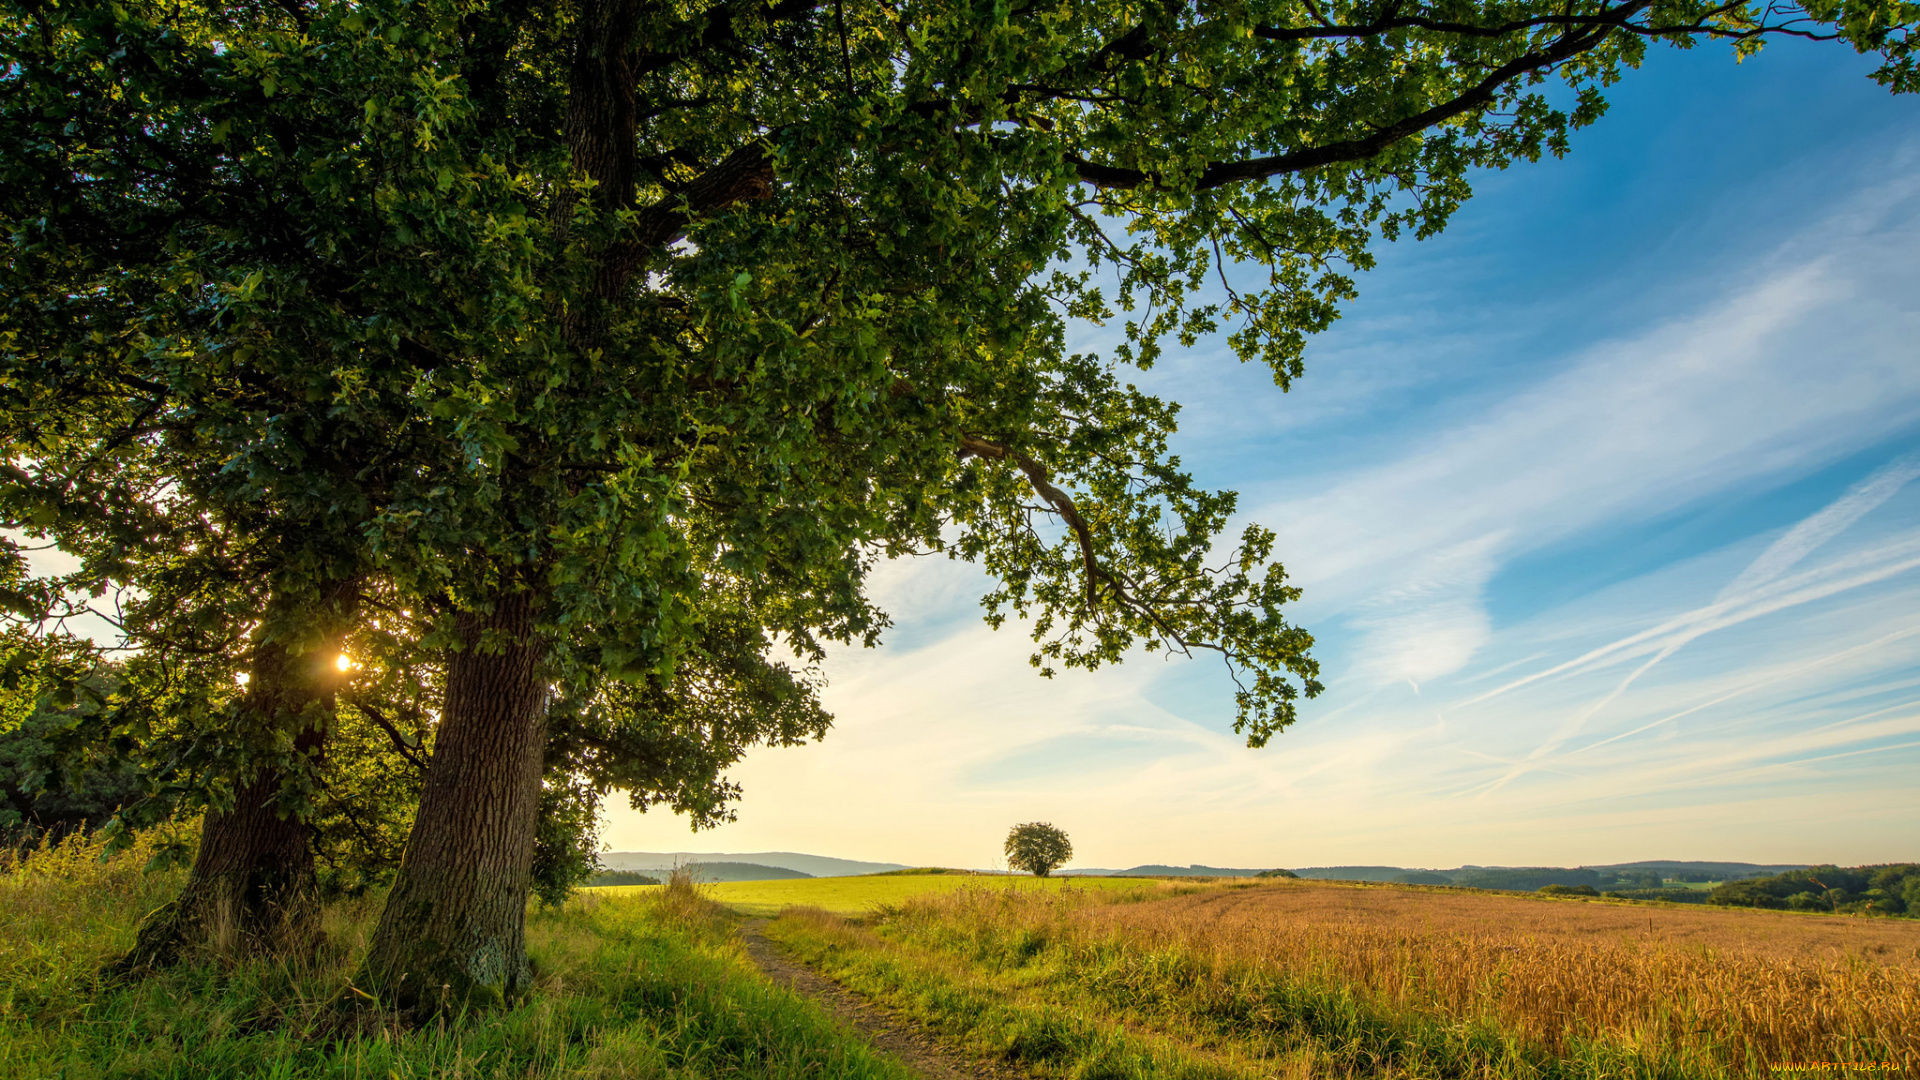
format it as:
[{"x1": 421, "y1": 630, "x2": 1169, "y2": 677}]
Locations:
[
  {"x1": 765, "y1": 878, "x2": 1920, "y2": 1080},
  {"x1": 590, "y1": 870, "x2": 1153, "y2": 917},
  {"x1": 0, "y1": 835, "x2": 918, "y2": 1079}
]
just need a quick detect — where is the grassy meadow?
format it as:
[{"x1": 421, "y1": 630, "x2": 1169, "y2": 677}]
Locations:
[
  {"x1": 0, "y1": 832, "x2": 915, "y2": 1080},
  {"x1": 763, "y1": 876, "x2": 1920, "y2": 1080},
  {"x1": 590, "y1": 869, "x2": 1147, "y2": 916},
  {"x1": 9, "y1": 845, "x2": 1918, "y2": 1080}
]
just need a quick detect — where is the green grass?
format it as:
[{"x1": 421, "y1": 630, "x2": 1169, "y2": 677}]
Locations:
[
  {"x1": 766, "y1": 908, "x2": 1258, "y2": 1080},
  {"x1": 762, "y1": 885, "x2": 1710, "y2": 1080},
  {"x1": 0, "y1": 832, "x2": 918, "y2": 1080},
  {"x1": 591, "y1": 872, "x2": 1153, "y2": 917}
]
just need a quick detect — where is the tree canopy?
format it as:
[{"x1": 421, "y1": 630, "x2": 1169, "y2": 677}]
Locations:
[{"x1": 1005, "y1": 821, "x2": 1075, "y2": 877}]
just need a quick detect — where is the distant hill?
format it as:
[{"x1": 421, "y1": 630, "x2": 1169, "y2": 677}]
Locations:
[
  {"x1": 874, "y1": 867, "x2": 981, "y2": 876},
  {"x1": 1058, "y1": 864, "x2": 1277, "y2": 878},
  {"x1": 585, "y1": 869, "x2": 659, "y2": 887},
  {"x1": 599, "y1": 850, "x2": 909, "y2": 878},
  {"x1": 1292, "y1": 866, "x2": 1428, "y2": 882},
  {"x1": 1063, "y1": 861, "x2": 1813, "y2": 888},
  {"x1": 1295, "y1": 862, "x2": 1809, "y2": 889},
  {"x1": 594, "y1": 852, "x2": 1813, "y2": 887},
  {"x1": 1118, "y1": 864, "x2": 1273, "y2": 877},
  {"x1": 595, "y1": 860, "x2": 813, "y2": 882},
  {"x1": 1587, "y1": 860, "x2": 1808, "y2": 877},
  {"x1": 680, "y1": 862, "x2": 813, "y2": 882}
]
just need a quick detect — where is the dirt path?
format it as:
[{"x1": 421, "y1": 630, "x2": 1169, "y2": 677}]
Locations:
[{"x1": 737, "y1": 918, "x2": 1014, "y2": 1080}]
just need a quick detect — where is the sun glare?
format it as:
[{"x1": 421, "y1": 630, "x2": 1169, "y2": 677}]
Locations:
[{"x1": 335, "y1": 654, "x2": 351, "y2": 672}]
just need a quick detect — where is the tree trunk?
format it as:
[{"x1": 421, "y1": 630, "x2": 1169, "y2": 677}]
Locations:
[
  {"x1": 360, "y1": 591, "x2": 548, "y2": 1013},
  {"x1": 112, "y1": 635, "x2": 336, "y2": 973}
]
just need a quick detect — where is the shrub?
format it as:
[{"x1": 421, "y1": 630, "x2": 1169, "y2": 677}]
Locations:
[{"x1": 1603, "y1": 888, "x2": 1707, "y2": 904}]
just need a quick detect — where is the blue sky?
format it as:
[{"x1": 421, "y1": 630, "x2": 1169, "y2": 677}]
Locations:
[{"x1": 603, "y1": 38, "x2": 1920, "y2": 871}]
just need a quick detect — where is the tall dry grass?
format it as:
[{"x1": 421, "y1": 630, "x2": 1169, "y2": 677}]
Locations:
[
  {"x1": 882, "y1": 879, "x2": 1920, "y2": 1077},
  {"x1": 0, "y1": 824, "x2": 191, "y2": 1016}
]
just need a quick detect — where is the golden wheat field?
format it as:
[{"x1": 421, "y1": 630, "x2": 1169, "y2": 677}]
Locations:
[
  {"x1": 1056, "y1": 879, "x2": 1920, "y2": 1071},
  {"x1": 1106, "y1": 878, "x2": 1920, "y2": 961}
]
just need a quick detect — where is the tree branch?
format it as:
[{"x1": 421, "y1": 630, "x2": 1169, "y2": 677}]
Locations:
[
  {"x1": 630, "y1": 141, "x2": 776, "y2": 253},
  {"x1": 347, "y1": 699, "x2": 430, "y2": 774},
  {"x1": 959, "y1": 435, "x2": 1103, "y2": 605},
  {"x1": 1064, "y1": 4, "x2": 1648, "y2": 190},
  {"x1": 631, "y1": 0, "x2": 825, "y2": 78}
]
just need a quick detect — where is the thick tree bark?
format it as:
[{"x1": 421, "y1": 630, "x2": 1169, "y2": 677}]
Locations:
[
  {"x1": 112, "y1": 635, "x2": 336, "y2": 973},
  {"x1": 360, "y1": 591, "x2": 548, "y2": 1013},
  {"x1": 350, "y1": 1, "x2": 774, "y2": 1015}
]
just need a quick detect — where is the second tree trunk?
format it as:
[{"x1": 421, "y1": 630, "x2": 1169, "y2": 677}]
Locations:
[
  {"x1": 360, "y1": 591, "x2": 548, "y2": 1012},
  {"x1": 112, "y1": 633, "x2": 336, "y2": 973}
]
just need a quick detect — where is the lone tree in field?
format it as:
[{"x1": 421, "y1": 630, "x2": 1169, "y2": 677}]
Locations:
[{"x1": 1006, "y1": 822, "x2": 1074, "y2": 878}]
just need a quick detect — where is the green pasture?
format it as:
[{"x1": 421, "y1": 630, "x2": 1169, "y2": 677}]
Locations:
[
  {"x1": 1, "y1": 834, "x2": 920, "y2": 1080},
  {"x1": 590, "y1": 872, "x2": 1153, "y2": 917}
]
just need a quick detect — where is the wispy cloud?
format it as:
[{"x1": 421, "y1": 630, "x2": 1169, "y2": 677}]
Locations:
[
  {"x1": 1465, "y1": 516, "x2": 1920, "y2": 796},
  {"x1": 1253, "y1": 180, "x2": 1920, "y2": 689},
  {"x1": 1719, "y1": 451, "x2": 1920, "y2": 600},
  {"x1": 600, "y1": 104, "x2": 1920, "y2": 870}
]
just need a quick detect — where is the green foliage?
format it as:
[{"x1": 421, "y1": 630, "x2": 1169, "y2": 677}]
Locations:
[
  {"x1": 585, "y1": 869, "x2": 661, "y2": 887},
  {"x1": 546, "y1": 607, "x2": 835, "y2": 832},
  {"x1": 1449, "y1": 868, "x2": 1603, "y2": 892},
  {"x1": 878, "y1": 867, "x2": 975, "y2": 876},
  {"x1": 307, "y1": 696, "x2": 432, "y2": 897},
  {"x1": 1005, "y1": 822, "x2": 1074, "y2": 878},
  {"x1": 531, "y1": 773, "x2": 607, "y2": 909},
  {"x1": 1255, "y1": 868, "x2": 1299, "y2": 879},
  {"x1": 1537, "y1": 884, "x2": 1600, "y2": 897},
  {"x1": 1603, "y1": 888, "x2": 1707, "y2": 904},
  {"x1": 1707, "y1": 864, "x2": 1920, "y2": 915},
  {"x1": 0, "y1": 661, "x2": 143, "y2": 841},
  {"x1": 1597, "y1": 870, "x2": 1666, "y2": 890}
]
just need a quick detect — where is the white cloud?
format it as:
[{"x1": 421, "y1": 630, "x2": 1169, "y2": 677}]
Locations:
[
  {"x1": 1345, "y1": 532, "x2": 1503, "y2": 685},
  {"x1": 1253, "y1": 181, "x2": 1920, "y2": 687},
  {"x1": 1718, "y1": 450, "x2": 1920, "y2": 600},
  {"x1": 602, "y1": 146, "x2": 1920, "y2": 871}
]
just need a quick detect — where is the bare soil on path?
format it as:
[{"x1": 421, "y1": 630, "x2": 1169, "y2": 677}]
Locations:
[{"x1": 737, "y1": 918, "x2": 1017, "y2": 1080}]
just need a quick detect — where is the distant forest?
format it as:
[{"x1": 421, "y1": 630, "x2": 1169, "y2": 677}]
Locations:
[
  {"x1": 1404, "y1": 863, "x2": 1920, "y2": 916},
  {"x1": 1289, "y1": 864, "x2": 1778, "y2": 891},
  {"x1": 1276, "y1": 862, "x2": 1920, "y2": 916},
  {"x1": 1705, "y1": 865, "x2": 1920, "y2": 915}
]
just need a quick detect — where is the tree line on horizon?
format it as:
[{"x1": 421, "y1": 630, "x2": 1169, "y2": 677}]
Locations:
[
  {"x1": 1704, "y1": 864, "x2": 1920, "y2": 915},
  {"x1": 1532, "y1": 864, "x2": 1920, "y2": 915}
]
